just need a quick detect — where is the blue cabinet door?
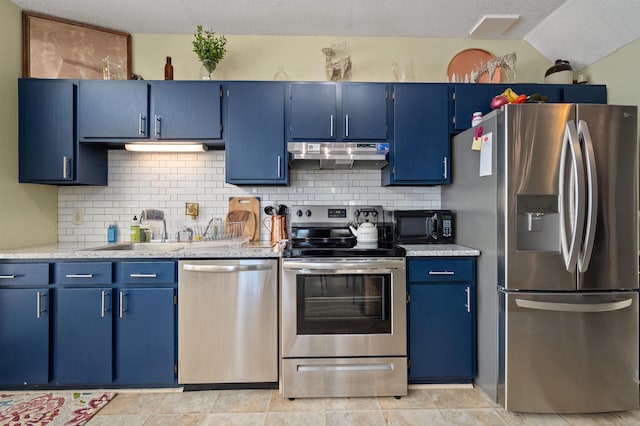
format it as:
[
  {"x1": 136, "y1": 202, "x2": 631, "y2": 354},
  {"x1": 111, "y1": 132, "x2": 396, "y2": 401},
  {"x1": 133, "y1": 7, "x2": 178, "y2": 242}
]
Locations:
[
  {"x1": 115, "y1": 288, "x2": 176, "y2": 385},
  {"x1": 0, "y1": 288, "x2": 49, "y2": 385},
  {"x1": 79, "y1": 80, "x2": 149, "y2": 139},
  {"x1": 562, "y1": 85, "x2": 607, "y2": 103},
  {"x1": 408, "y1": 282, "x2": 475, "y2": 382},
  {"x1": 341, "y1": 83, "x2": 388, "y2": 140},
  {"x1": 289, "y1": 83, "x2": 337, "y2": 139},
  {"x1": 18, "y1": 79, "x2": 74, "y2": 182},
  {"x1": 226, "y1": 82, "x2": 287, "y2": 184},
  {"x1": 150, "y1": 82, "x2": 222, "y2": 139},
  {"x1": 54, "y1": 288, "x2": 113, "y2": 384},
  {"x1": 384, "y1": 83, "x2": 450, "y2": 185}
]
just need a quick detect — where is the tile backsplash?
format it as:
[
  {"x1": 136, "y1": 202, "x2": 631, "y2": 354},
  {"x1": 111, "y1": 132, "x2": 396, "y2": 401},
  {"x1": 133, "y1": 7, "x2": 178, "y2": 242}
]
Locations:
[{"x1": 58, "y1": 150, "x2": 441, "y2": 243}]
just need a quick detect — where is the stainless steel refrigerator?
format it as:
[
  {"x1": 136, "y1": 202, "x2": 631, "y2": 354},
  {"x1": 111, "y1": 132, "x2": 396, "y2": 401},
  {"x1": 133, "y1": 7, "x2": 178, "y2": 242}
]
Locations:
[{"x1": 442, "y1": 103, "x2": 638, "y2": 413}]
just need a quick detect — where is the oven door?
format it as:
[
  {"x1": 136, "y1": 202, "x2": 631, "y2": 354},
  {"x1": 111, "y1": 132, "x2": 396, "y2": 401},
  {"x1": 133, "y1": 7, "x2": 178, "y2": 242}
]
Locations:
[{"x1": 281, "y1": 258, "x2": 406, "y2": 358}]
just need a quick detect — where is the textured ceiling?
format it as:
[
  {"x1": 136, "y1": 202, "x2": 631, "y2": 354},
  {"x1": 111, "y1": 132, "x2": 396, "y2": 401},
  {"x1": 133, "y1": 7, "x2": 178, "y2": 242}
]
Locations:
[{"x1": 12, "y1": 0, "x2": 640, "y2": 69}]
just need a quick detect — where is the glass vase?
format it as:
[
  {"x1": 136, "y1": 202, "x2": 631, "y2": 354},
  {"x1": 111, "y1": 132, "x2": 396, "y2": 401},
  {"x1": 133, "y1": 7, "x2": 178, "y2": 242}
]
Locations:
[{"x1": 200, "y1": 62, "x2": 217, "y2": 80}]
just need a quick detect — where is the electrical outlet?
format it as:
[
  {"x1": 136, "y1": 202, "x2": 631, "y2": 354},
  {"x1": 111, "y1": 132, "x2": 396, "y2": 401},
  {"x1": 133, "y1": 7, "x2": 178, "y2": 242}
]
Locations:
[{"x1": 72, "y1": 208, "x2": 84, "y2": 225}]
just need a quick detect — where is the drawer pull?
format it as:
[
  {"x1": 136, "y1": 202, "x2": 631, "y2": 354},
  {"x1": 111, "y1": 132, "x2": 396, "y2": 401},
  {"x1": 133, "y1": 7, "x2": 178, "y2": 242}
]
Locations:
[
  {"x1": 428, "y1": 271, "x2": 455, "y2": 275},
  {"x1": 0, "y1": 275, "x2": 16, "y2": 279},
  {"x1": 65, "y1": 274, "x2": 94, "y2": 278},
  {"x1": 129, "y1": 273, "x2": 157, "y2": 278}
]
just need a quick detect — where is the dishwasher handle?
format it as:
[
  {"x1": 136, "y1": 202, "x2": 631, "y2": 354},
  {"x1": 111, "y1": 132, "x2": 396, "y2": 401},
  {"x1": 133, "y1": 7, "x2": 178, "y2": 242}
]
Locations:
[{"x1": 182, "y1": 263, "x2": 272, "y2": 273}]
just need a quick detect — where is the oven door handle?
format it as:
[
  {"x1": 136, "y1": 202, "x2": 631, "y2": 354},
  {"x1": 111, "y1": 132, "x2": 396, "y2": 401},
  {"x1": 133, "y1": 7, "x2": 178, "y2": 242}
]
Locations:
[{"x1": 283, "y1": 261, "x2": 401, "y2": 272}]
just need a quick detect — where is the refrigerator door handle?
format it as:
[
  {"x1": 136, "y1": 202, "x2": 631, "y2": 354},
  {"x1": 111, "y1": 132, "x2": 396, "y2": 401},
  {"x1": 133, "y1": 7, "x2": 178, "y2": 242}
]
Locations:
[
  {"x1": 558, "y1": 120, "x2": 586, "y2": 273},
  {"x1": 577, "y1": 120, "x2": 598, "y2": 273},
  {"x1": 515, "y1": 297, "x2": 632, "y2": 313}
]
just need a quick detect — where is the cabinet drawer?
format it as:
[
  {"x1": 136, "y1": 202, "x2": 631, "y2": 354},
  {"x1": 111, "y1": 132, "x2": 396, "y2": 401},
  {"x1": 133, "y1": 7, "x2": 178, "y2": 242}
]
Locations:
[
  {"x1": 118, "y1": 262, "x2": 176, "y2": 284},
  {"x1": 0, "y1": 263, "x2": 49, "y2": 285},
  {"x1": 408, "y1": 258, "x2": 474, "y2": 282},
  {"x1": 56, "y1": 262, "x2": 113, "y2": 285}
]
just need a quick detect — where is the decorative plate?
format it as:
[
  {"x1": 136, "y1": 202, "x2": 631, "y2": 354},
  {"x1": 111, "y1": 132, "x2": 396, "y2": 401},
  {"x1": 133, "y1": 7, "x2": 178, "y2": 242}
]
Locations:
[{"x1": 447, "y1": 48, "x2": 502, "y2": 83}]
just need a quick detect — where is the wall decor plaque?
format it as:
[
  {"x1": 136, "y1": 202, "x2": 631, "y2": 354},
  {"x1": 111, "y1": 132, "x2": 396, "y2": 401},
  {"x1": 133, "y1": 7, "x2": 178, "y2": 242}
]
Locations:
[{"x1": 22, "y1": 11, "x2": 131, "y2": 79}]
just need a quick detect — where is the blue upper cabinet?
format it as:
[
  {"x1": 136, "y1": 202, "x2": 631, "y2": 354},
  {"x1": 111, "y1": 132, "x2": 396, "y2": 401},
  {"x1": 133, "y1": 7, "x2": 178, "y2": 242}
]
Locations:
[
  {"x1": 383, "y1": 83, "x2": 450, "y2": 185},
  {"x1": 150, "y1": 81, "x2": 222, "y2": 140},
  {"x1": 18, "y1": 79, "x2": 107, "y2": 185},
  {"x1": 79, "y1": 80, "x2": 149, "y2": 139},
  {"x1": 226, "y1": 82, "x2": 288, "y2": 185},
  {"x1": 451, "y1": 83, "x2": 606, "y2": 132},
  {"x1": 341, "y1": 83, "x2": 389, "y2": 139},
  {"x1": 288, "y1": 82, "x2": 389, "y2": 141},
  {"x1": 78, "y1": 80, "x2": 223, "y2": 143}
]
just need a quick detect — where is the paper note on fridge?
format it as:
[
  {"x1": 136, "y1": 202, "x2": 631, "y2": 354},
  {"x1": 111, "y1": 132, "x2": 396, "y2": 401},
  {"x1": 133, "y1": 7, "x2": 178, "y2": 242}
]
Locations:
[{"x1": 479, "y1": 132, "x2": 493, "y2": 177}]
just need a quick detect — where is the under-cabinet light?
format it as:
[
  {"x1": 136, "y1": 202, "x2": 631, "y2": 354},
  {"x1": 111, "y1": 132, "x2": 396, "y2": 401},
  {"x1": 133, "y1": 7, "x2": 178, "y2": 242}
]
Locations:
[{"x1": 124, "y1": 143, "x2": 208, "y2": 152}]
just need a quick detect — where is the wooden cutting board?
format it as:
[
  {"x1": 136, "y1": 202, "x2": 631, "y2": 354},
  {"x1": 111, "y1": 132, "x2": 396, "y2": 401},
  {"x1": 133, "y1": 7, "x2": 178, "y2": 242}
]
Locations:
[{"x1": 228, "y1": 196, "x2": 260, "y2": 241}]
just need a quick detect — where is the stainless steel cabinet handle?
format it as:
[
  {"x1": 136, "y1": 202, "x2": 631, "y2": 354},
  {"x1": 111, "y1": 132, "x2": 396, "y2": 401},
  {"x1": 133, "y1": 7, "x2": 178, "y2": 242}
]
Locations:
[
  {"x1": 428, "y1": 271, "x2": 455, "y2": 275},
  {"x1": 465, "y1": 286, "x2": 471, "y2": 313},
  {"x1": 129, "y1": 273, "x2": 157, "y2": 278},
  {"x1": 443, "y1": 157, "x2": 448, "y2": 179},
  {"x1": 345, "y1": 114, "x2": 350, "y2": 137},
  {"x1": 0, "y1": 275, "x2": 16, "y2": 279},
  {"x1": 516, "y1": 298, "x2": 632, "y2": 313},
  {"x1": 36, "y1": 291, "x2": 42, "y2": 318},
  {"x1": 183, "y1": 264, "x2": 272, "y2": 273},
  {"x1": 119, "y1": 291, "x2": 125, "y2": 318},
  {"x1": 101, "y1": 290, "x2": 107, "y2": 318},
  {"x1": 330, "y1": 114, "x2": 334, "y2": 137},
  {"x1": 62, "y1": 156, "x2": 70, "y2": 179},
  {"x1": 277, "y1": 155, "x2": 282, "y2": 178},
  {"x1": 65, "y1": 274, "x2": 94, "y2": 278},
  {"x1": 154, "y1": 114, "x2": 161, "y2": 137},
  {"x1": 138, "y1": 113, "x2": 145, "y2": 135}
]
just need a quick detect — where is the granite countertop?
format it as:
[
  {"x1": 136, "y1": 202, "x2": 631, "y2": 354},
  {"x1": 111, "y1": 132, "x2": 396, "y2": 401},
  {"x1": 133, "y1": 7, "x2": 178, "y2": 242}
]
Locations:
[
  {"x1": 0, "y1": 241, "x2": 480, "y2": 260},
  {"x1": 400, "y1": 244, "x2": 480, "y2": 257},
  {"x1": 0, "y1": 240, "x2": 282, "y2": 259}
]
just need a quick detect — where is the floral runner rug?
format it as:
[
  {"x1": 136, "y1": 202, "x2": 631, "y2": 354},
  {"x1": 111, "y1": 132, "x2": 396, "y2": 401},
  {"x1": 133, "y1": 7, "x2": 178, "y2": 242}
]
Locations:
[{"x1": 0, "y1": 392, "x2": 115, "y2": 426}]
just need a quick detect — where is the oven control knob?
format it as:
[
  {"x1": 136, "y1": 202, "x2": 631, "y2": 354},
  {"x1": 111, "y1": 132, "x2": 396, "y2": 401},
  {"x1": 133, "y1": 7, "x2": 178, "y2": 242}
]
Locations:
[
  {"x1": 371, "y1": 210, "x2": 378, "y2": 217},
  {"x1": 362, "y1": 211, "x2": 370, "y2": 217},
  {"x1": 296, "y1": 209, "x2": 303, "y2": 217},
  {"x1": 305, "y1": 209, "x2": 312, "y2": 217},
  {"x1": 354, "y1": 209, "x2": 360, "y2": 217}
]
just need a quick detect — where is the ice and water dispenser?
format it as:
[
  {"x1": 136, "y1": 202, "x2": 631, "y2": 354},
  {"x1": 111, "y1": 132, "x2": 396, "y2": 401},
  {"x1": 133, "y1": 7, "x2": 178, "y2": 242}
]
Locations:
[{"x1": 516, "y1": 194, "x2": 560, "y2": 251}]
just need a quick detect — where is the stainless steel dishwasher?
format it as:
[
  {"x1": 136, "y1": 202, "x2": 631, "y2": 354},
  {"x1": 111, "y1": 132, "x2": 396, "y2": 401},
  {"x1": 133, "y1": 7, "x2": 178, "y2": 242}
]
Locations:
[{"x1": 178, "y1": 259, "x2": 278, "y2": 386}]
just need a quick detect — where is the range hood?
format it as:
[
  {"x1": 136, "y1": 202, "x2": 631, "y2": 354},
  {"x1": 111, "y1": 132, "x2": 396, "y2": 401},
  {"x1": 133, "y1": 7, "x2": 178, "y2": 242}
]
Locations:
[{"x1": 287, "y1": 142, "x2": 389, "y2": 170}]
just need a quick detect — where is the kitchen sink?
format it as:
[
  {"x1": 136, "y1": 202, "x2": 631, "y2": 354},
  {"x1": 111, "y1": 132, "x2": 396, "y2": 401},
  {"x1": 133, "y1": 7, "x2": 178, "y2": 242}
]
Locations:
[
  {"x1": 81, "y1": 238, "x2": 252, "y2": 252},
  {"x1": 83, "y1": 242, "x2": 189, "y2": 252}
]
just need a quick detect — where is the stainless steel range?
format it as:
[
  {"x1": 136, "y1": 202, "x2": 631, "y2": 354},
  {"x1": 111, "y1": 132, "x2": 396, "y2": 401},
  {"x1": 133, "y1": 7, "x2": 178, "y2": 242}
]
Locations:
[{"x1": 280, "y1": 205, "x2": 407, "y2": 399}]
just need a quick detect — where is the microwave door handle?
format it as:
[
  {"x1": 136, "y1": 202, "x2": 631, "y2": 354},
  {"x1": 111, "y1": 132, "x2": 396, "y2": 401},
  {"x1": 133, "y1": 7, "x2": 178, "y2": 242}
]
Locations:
[{"x1": 576, "y1": 120, "x2": 598, "y2": 273}]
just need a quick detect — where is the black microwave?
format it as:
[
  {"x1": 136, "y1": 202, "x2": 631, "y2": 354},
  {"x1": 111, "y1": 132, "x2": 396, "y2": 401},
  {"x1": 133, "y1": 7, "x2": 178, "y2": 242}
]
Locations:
[{"x1": 383, "y1": 210, "x2": 454, "y2": 244}]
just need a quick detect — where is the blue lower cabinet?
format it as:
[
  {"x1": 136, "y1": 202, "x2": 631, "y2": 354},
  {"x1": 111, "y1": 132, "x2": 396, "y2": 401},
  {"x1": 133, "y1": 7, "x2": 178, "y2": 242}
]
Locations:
[
  {"x1": 0, "y1": 288, "x2": 50, "y2": 386},
  {"x1": 407, "y1": 258, "x2": 476, "y2": 383},
  {"x1": 115, "y1": 288, "x2": 176, "y2": 385},
  {"x1": 53, "y1": 288, "x2": 113, "y2": 385}
]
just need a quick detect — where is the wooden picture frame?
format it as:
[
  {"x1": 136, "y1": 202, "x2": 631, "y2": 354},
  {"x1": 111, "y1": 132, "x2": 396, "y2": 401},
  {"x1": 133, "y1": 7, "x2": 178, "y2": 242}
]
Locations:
[{"x1": 22, "y1": 11, "x2": 131, "y2": 79}]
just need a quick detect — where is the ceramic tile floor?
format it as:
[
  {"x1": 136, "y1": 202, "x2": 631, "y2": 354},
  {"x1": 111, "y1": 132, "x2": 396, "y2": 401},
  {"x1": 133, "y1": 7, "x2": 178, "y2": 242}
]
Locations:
[{"x1": 87, "y1": 386, "x2": 640, "y2": 425}]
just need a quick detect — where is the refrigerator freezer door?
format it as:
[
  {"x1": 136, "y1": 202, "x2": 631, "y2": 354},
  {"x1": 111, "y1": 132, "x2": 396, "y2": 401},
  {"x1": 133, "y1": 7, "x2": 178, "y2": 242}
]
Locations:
[
  {"x1": 576, "y1": 105, "x2": 638, "y2": 290},
  {"x1": 500, "y1": 291, "x2": 639, "y2": 413}
]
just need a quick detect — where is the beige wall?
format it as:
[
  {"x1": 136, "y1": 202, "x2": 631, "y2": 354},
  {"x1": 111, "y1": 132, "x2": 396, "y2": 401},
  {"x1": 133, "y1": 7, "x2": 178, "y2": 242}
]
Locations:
[
  {"x1": 0, "y1": 0, "x2": 57, "y2": 249},
  {"x1": 132, "y1": 34, "x2": 552, "y2": 83},
  {"x1": 582, "y1": 37, "x2": 640, "y2": 107}
]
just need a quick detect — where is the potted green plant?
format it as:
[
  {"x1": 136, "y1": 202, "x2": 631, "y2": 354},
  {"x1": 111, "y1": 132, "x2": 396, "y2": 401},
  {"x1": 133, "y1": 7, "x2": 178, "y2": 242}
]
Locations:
[{"x1": 192, "y1": 25, "x2": 227, "y2": 80}]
